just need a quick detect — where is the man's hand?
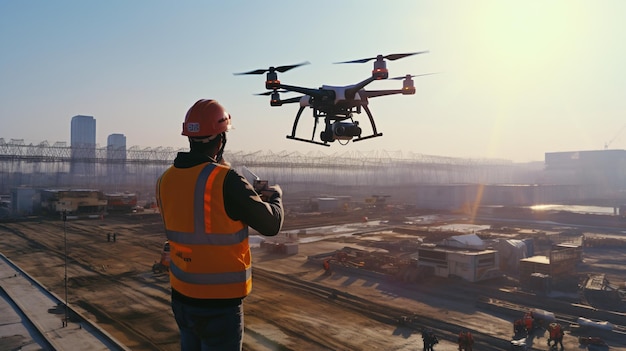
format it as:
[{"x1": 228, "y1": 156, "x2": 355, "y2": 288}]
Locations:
[{"x1": 260, "y1": 184, "x2": 281, "y2": 202}]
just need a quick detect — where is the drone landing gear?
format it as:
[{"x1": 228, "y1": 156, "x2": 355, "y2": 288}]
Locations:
[
  {"x1": 287, "y1": 104, "x2": 384, "y2": 145},
  {"x1": 287, "y1": 106, "x2": 331, "y2": 145},
  {"x1": 356, "y1": 105, "x2": 383, "y2": 143},
  {"x1": 352, "y1": 132, "x2": 383, "y2": 142},
  {"x1": 286, "y1": 135, "x2": 331, "y2": 146}
]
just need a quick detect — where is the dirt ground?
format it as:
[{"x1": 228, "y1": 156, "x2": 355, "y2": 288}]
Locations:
[{"x1": 0, "y1": 209, "x2": 625, "y2": 350}]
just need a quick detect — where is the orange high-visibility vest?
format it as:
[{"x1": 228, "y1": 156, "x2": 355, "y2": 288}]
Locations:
[
  {"x1": 549, "y1": 323, "x2": 562, "y2": 338},
  {"x1": 157, "y1": 163, "x2": 250, "y2": 299},
  {"x1": 524, "y1": 314, "x2": 533, "y2": 329}
]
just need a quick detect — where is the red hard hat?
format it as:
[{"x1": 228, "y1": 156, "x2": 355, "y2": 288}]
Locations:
[{"x1": 182, "y1": 99, "x2": 232, "y2": 137}]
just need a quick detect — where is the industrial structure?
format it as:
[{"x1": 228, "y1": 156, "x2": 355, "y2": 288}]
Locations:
[
  {"x1": 306, "y1": 229, "x2": 584, "y2": 286},
  {"x1": 519, "y1": 243, "x2": 583, "y2": 294},
  {"x1": 544, "y1": 149, "x2": 626, "y2": 200},
  {"x1": 9, "y1": 187, "x2": 138, "y2": 217},
  {"x1": 0, "y1": 137, "x2": 539, "y2": 193},
  {"x1": 414, "y1": 244, "x2": 500, "y2": 282},
  {"x1": 39, "y1": 189, "x2": 107, "y2": 216},
  {"x1": 2, "y1": 137, "x2": 626, "y2": 211}
]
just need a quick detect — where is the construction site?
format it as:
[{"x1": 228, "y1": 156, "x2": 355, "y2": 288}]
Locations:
[{"x1": 1, "y1": 138, "x2": 626, "y2": 350}]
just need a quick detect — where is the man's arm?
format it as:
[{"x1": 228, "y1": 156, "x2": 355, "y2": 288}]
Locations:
[{"x1": 223, "y1": 169, "x2": 284, "y2": 236}]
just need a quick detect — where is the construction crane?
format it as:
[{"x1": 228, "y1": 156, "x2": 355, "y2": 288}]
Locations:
[{"x1": 605, "y1": 124, "x2": 626, "y2": 149}]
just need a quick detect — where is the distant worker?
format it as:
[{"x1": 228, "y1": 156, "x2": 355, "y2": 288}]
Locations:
[
  {"x1": 113, "y1": 232, "x2": 117, "y2": 242},
  {"x1": 547, "y1": 322, "x2": 564, "y2": 350},
  {"x1": 513, "y1": 318, "x2": 526, "y2": 337},
  {"x1": 156, "y1": 99, "x2": 284, "y2": 351},
  {"x1": 458, "y1": 330, "x2": 474, "y2": 351},
  {"x1": 422, "y1": 328, "x2": 438, "y2": 351},
  {"x1": 107, "y1": 233, "x2": 111, "y2": 242},
  {"x1": 523, "y1": 311, "x2": 534, "y2": 334}
]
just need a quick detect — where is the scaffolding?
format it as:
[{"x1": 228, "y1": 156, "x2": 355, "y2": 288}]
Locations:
[{"x1": 0, "y1": 138, "x2": 540, "y2": 198}]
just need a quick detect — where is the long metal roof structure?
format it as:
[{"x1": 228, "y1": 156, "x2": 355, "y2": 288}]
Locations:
[
  {"x1": 0, "y1": 138, "x2": 513, "y2": 166},
  {"x1": 0, "y1": 138, "x2": 542, "y2": 195}
]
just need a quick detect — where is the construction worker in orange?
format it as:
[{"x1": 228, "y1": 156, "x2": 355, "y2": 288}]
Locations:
[
  {"x1": 457, "y1": 330, "x2": 474, "y2": 351},
  {"x1": 523, "y1": 311, "x2": 534, "y2": 334},
  {"x1": 547, "y1": 322, "x2": 564, "y2": 350},
  {"x1": 156, "y1": 99, "x2": 284, "y2": 351},
  {"x1": 323, "y1": 259, "x2": 331, "y2": 275}
]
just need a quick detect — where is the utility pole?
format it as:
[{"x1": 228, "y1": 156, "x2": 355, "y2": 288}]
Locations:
[{"x1": 63, "y1": 210, "x2": 68, "y2": 327}]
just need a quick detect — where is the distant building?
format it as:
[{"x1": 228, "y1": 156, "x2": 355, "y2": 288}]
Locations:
[
  {"x1": 519, "y1": 243, "x2": 582, "y2": 294},
  {"x1": 107, "y1": 133, "x2": 126, "y2": 177},
  {"x1": 40, "y1": 189, "x2": 107, "y2": 216},
  {"x1": 70, "y1": 115, "x2": 96, "y2": 175},
  {"x1": 10, "y1": 187, "x2": 40, "y2": 216},
  {"x1": 544, "y1": 149, "x2": 626, "y2": 200},
  {"x1": 414, "y1": 243, "x2": 501, "y2": 282}
]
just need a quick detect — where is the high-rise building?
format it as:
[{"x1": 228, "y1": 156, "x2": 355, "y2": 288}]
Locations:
[
  {"x1": 70, "y1": 115, "x2": 96, "y2": 175},
  {"x1": 107, "y1": 133, "x2": 126, "y2": 177}
]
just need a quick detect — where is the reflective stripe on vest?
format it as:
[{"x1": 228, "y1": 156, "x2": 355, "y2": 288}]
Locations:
[
  {"x1": 166, "y1": 228, "x2": 248, "y2": 246},
  {"x1": 170, "y1": 263, "x2": 251, "y2": 285},
  {"x1": 158, "y1": 162, "x2": 250, "y2": 299}
]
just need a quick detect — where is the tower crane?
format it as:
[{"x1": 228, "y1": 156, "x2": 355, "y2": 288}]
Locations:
[{"x1": 605, "y1": 124, "x2": 626, "y2": 150}]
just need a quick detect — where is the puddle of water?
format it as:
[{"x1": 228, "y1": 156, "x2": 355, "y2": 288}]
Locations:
[
  {"x1": 432, "y1": 224, "x2": 490, "y2": 233},
  {"x1": 529, "y1": 204, "x2": 616, "y2": 215}
]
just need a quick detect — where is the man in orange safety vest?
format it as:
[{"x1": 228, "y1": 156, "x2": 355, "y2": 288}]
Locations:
[{"x1": 157, "y1": 99, "x2": 284, "y2": 351}]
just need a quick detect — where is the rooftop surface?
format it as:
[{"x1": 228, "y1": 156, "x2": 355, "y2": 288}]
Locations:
[{"x1": 0, "y1": 253, "x2": 129, "y2": 351}]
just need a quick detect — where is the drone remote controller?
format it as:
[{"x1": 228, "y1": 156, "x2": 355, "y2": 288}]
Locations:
[
  {"x1": 243, "y1": 166, "x2": 270, "y2": 195},
  {"x1": 253, "y1": 179, "x2": 269, "y2": 193}
]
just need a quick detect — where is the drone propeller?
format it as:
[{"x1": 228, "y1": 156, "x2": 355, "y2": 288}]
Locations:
[
  {"x1": 234, "y1": 61, "x2": 310, "y2": 75},
  {"x1": 254, "y1": 90, "x2": 291, "y2": 96},
  {"x1": 389, "y1": 72, "x2": 437, "y2": 80},
  {"x1": 334, "y1": 51, "x2": 429, "y2": 64}
]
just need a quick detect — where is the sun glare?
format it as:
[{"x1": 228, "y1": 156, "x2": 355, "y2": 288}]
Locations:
[{"x1": 469, "y1": 2, "x2": 586, "y2": 82}]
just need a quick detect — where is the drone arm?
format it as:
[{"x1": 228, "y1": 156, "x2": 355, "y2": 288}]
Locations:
[
  {"x1": 360, "y1": 89, "x2": 411, "y2": 98},
  {"x1": 275, "y1": 83, "x2": 332, "y2": 100},
  {"x1": 279, "y1": 96, "x2": 304, "y2": 104},
  {"x1": 345, "y1": 76, "x2": 377, "y2": 100}
]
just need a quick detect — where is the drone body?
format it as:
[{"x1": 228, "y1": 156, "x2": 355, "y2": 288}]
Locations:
[{"x1": 234, "y1": 52, "x2": 430, "y2": 146}]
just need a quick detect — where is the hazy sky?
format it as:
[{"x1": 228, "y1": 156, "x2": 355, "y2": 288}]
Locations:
[{"x1": 2, "y1": 1, "x2": 626, "y2": 163}]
